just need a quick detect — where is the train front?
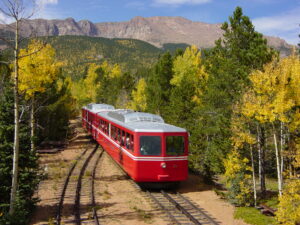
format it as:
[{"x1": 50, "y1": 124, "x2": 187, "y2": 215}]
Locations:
[{"x1": 129, "y1": 117, "x2": 188, "y2": 188}]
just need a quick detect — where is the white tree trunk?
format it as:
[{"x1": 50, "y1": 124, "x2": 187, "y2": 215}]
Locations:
[
  {"x1": 30, "y1": 96, "x2": 35, "y2": 151},
  {"x1": 250, "y1": 145, "x2": 257, "y2": 206},
  {"x1": 9, "y1": 20, "x2": 20, "y2": 215},
  {"x1": 280, "y1": 122, "x2": 284, "y2": 182},
  {"x1": 273, "y1": 124, "x2": 283, "y2": 197},
  {"x1": 257, "y1": 125, "x2": 266, "y2": 194}
]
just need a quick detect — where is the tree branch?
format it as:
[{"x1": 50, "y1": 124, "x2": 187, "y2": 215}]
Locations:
[{"x1": 18, "y1": 41, "x2": 46, "y2": 59}]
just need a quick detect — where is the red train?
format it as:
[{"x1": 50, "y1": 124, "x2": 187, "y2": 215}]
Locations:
[{"x1": 82, "y1": 103, "x2": 188, "y2": 188}]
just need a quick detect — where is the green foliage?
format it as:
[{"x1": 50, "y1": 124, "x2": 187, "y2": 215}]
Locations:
[
  {"x1": 224, "y1": 150, "x2": 253, "y2": 206},
  {"x1": 197, "y1": 6, "x2": 277, "y2": 176},
  {"x1": 234, "y1": 207, "x2": 275, "y2": 225},
  {"x1": 37, "y1": 75, "x2": 76, "y2": 141},
  {"x1": 72, "y1": 61, "x2": 125, "y2": 109},
  {"x1": 146, "y1": 52, "x2": 173, "y2": 115},
  {"x1": 0, "y1": 64, "x2": 40, "y2": 224},
  {"x1": 44, "y1": 36, "x2": 163, "y2": 80},
  {"x1": 162, "y1": 43, "x2": 190, "y2": 54},
  {"x1": 276, "y1": 179, "x2": 300, "y2": 225}
]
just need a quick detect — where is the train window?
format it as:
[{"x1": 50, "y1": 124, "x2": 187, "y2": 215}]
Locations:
[
  {"x1": 120, "y1": 130, "x2": 125, "y2": 146},
  {"x1": 117, "y1": 129, "x2": 121, "y2": 143},
  {"x1": 140, "y1": 136, "x2": 161, "y2": 156},
  {"x1": 166, "y1": 136, "x2": 184, "y2": 156},
  {"x1": 131, "y1": 135, "x2": 134, "y2": 151},
  {"x1": 112, "y1": 126, "x2": 117, "y2": 141},
  {"x1": 125, "y1": 133, "x2": 130, "y2": 149}
]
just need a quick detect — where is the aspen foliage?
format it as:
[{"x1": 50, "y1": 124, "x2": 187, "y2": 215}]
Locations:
[
  {"x1": 242, "y1": 54, "x2": 300, "y2": 125},
  {"x1": 72, "y1": 61, "x2": 122, "y2": 107},
  {"x1": 18, "y1": 40, "x2": 61, "y2": 99},
  {"x1": 171, "y1": 45, "x2": 208, "y2": 104},
  {"x1": 231, "y1": 106, "x2": 255, "y2": 149},
  {"x1": 83, "y1": 63, "x2": 101, "y2": 103},
  {"x1": 223, "y1": 150, "x2": 253, "y2": 206},
  {"x1": 276, "y1": 179, "x2": 300, "y2": 225},
  {"x1": 128, "y1": 78, "x2": 147, "y2": 111}
]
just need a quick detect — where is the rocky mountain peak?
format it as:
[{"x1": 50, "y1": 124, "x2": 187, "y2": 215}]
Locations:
[{"x1": 0, "y1": 16, "x2": 292, "y2": 55}]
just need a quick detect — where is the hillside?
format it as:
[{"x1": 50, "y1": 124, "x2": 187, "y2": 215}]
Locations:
[
  {"x1": 40, "y1": 36, "x2": 164, "y2": 78},
  {"x1": 0, "y1": 16, "x2": 292, "y2": 56},
  {"x1": 1, "y1": 35, "x2": 191, "y2": 79}
]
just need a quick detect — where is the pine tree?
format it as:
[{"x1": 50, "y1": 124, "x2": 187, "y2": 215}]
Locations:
[
  {"x1": 146, "y1": 52, "x2": 173, "y2": 116},
  {"x1": 200, "y1": 6, "x2": 277, "y2": 176},
  {"x1": 0, "y1": 59, "x2": 39, "y2": 224}
]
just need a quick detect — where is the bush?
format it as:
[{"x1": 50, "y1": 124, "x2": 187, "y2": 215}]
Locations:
[
  {"x1": 224, "y1": 150, "x2": 253, "y2": 206},
  {"x1": 276, "y1": 179, "x2": 300, "y2": 225}
]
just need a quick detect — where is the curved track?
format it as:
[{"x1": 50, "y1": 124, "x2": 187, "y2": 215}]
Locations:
[
  {"x1": 102, "y1": 147, "x2": 219, "y2": 225},
  {"x1": 55, "y1": 143, "x2": 103, "y2": 225}
]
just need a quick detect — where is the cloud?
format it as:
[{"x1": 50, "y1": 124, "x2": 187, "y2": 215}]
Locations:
[
  {"x1": 34, "y1": 0, "x2": 61, "y2": 19},
  {"x1": 36, "y1": 0, "x2": 58, "y2": 7},
  {"x1": 153, "y1": 0, "x2": 212, "y2": 6},
  {"x1": 126, "y1": 1, "x2": 146, "y2": 10},
  {"x1": 252, "y1": 8, "x2": 300, "y2": 45},
  {"x1": 0, "y1": 12, "x2": 14, "y2": 24}
]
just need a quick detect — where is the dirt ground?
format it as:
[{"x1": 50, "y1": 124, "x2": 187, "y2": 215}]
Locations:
[
  {"x1": 30, "y1": 120, "x2": 248, "y2": 225},
  {"x1": 178, "y1": 175, "x2": 249, "y2": 225}
]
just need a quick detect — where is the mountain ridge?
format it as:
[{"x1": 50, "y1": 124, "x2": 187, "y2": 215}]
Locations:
[{"x1": 0, "y1": 16, "x2": 292, "y2": 55}]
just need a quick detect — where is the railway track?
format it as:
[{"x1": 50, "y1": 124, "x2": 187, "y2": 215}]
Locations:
[
  {"x1": 147, "y1": 190, "x2": 219, "y2": 225},
  {"x1": 55, "y1": 143, "x2": 103, "y2": 225},
  {"x1": 103, "y1": 149, "x2": 219, "y2": 225}
]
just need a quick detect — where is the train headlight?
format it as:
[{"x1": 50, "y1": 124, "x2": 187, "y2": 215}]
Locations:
[{"x1": 161, "y1": 162, "x2": 167, "y2": 168}]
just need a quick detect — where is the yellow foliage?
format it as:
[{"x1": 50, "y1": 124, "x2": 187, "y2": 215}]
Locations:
[
  {"x1": 83, "y1": 63, "x2": 101, "y2": 103},
  {"x1": 128, "y1": 78, "x2": 147, "y2": 111},
  {"x1": 242, "y1": 54, "x2": 300, "y2": 125},
  {"x1": 231, "y1": 102, "x2": 255, "y2": 150},
  {"x1": 224, "y1": 150, "x2": 253, "y2": 206},
  {"x1": 171, "y1": 45, "x2": 208, "y2": 104},
  {"x1": 276, "y1": 179, "x2": 300, "y2": 225},
  {"x1": 18, "y1": 39, "x2": 61, "y2": 99},
  {"x1": 72, "y1": 61, "x2": 122, "y2": 107}
]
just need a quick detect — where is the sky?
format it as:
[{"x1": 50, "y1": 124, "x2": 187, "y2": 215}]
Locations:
[{"x1": 0, "y1": 0, "x2": 299, "y2": 45}]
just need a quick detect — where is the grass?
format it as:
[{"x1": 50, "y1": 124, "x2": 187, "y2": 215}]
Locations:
[
  {"x1": 265, "y1": 178, "x2": 278, "y2": 192},
  {"x1": 264, "y1": 196, "x2": 279, "y2": 208},
  {"x1": 99, "y1": 190, "x2": 112, "y2": 200},
  {"x1": 234, "y1": 207, "x2": 276, "y2": 225},
  {"x1": 132, "y1": 206, "x2": 153, "y2": 223}
]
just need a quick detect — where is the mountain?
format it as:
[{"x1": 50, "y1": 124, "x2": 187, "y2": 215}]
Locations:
[{"x1": 0, "y1": 16, "x2": 292, "y2": 55}]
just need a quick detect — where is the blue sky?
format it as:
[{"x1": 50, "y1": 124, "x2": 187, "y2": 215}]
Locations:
[{"x1": 0, "y1": 0, "x2": 299, "y2": 44}]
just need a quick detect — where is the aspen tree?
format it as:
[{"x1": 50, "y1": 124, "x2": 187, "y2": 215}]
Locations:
[
  {"x1": 242, "y1": 53, "x2": 300, "y2": 196},
  {"x1": 230, "y1": 106, "x2": 257, "y2": 205},
  {"x1": 19, "y1": 40, "x2": 61, "y2": 151},
  {"x1": 128, "y1": 78, "x2": 147, "y2": 111}
]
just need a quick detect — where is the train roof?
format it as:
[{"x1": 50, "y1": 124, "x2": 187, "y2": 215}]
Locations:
[
  {"x1": 83, "y1": 103, "x2": 115, "y2": 113},
  {"x1": 98, "y1": 109, "x2": 186, "y2": 133}
]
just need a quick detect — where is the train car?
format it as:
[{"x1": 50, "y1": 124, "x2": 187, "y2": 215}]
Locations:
[{"x1": 82, "y1": 103, "x2": 188, "y2": 188}]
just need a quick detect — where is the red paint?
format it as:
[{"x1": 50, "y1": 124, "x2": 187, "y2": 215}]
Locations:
[{"x1": 82, "y1": 108, "x2": 189, "y2": 183}]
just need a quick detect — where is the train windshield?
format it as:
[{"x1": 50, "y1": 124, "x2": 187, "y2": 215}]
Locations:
[
  {"x1": 166, "y1": 136, "x2": 184, "y2": 156},
  {"x1": 140, "y1": 136, "x2": 161, "y2": 156}
]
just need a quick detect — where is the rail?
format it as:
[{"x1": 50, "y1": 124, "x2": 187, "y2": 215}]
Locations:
[
  {"x1": 56, "y1": 147, "x2": 89, "y2": 225},
  {"x1": 91, "y1": 148, "x2": 104, "y2": 225},
  {"x1": 145, "y1": 190, "x2": 219, "y2": 225},
  {"x1": 74, "y1": 144, "x2": 99, "y2": 225}
]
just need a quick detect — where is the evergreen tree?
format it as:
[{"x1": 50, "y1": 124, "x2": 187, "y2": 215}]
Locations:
[
  {"x1": 199, "y1": 6, "x2": 277, "y2": 175},
  {"x1": 146, "y1": 52, "x2": 173, "y2": 116},
  {"x1": 0, "y1": 61, "x2": 39, "y2": 224}
]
